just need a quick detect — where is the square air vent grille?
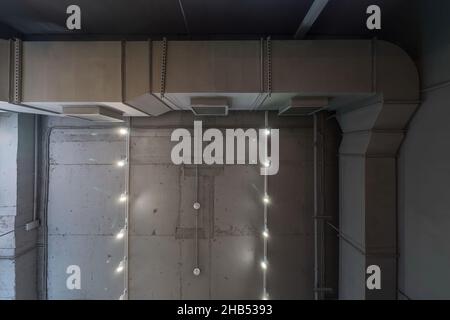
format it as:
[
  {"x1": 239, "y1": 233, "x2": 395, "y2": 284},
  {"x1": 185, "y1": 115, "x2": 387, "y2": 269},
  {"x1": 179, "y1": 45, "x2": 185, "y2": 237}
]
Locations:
[
  {"x1": 192, "y1": 105, "x2": 228, "y2": 116},
  {"x1": 190, "y1": 97, "x2": 229, "y2": 116},
  {"x1": 279, "y1": 97, "x2": 329, "y2": 116},
  {"x1": 62, "y1": 106, "x2": 124, "y2": 122},
  {"x1": 278, "y1": 106, "x2": 319, "y2": 116}
]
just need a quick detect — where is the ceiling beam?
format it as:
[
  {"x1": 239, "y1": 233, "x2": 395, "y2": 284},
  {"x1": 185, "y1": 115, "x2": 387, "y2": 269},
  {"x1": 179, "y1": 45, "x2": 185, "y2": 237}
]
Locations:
[
  {"x1": 178, "y1": 0, "x2": 190, "y2": 35},
  {"x1": 294, "y1": 0, "x2": 329, "y2": 39}
]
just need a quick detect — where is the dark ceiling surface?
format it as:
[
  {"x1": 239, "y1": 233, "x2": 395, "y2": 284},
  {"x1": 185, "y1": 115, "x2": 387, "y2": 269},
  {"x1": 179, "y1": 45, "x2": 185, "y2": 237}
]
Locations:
[
  {"x1": 0, "y1": 0, "x2": 419, "y2": 58},
  {"x1": 0, "y1": 0, "x2": 413, "y2": 38},
  {"x1": 0, "y1": 0, "x2": 314, "y2": 37}
]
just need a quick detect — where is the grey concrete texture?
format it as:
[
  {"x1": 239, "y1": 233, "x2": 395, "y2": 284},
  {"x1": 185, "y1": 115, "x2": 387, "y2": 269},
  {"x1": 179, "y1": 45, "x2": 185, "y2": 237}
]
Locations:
[
  {"x1": 46, "y1": 126, "x2": 127, "y2": 299},
  {"x1": 399, "y1": 84, "x2": 450, "y2": 299},
  {"x1": 396, "y1": 0, "x2": 450, "y2": 300},
  {"x1": 42, "y1": 111, "x2": 339, "y2": 299},
  {"x1": 0, "y1": 113, "x2": 38, "y2": 299}
]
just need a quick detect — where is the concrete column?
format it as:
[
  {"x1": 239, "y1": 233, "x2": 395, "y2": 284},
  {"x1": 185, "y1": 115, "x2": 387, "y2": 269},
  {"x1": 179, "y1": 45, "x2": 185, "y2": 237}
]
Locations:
[
  {"x1": 0, "y1": 113, "x2": 37, "y2": 299},
  {"x1": 337, "y1": 98, "x2": 419, "y2": 299}
]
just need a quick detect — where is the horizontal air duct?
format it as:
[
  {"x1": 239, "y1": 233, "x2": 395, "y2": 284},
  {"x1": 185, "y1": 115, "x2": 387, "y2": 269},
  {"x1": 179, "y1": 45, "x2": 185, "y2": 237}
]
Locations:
[{"x1": 0, "y1": 39, "x2": 419, "y2": 116}]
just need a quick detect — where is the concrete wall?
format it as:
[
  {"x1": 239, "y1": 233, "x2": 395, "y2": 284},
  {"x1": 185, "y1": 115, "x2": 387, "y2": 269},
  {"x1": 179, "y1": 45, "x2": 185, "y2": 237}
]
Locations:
[
  {"x1": 398, "y1": 0, "x2": 450, "y2": 300},
  {"x1": 42, "y1": 117, "x2": 127, "y2": 299},
  {"x1": 0, "y1": 113, "x2": 37, "y2": 300},
  {"x1": 42, "y1": 111, "x2": 339, "y2": 299}
]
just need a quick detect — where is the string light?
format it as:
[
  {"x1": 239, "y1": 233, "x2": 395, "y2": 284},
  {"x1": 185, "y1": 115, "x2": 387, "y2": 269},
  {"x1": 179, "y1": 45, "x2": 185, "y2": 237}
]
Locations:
[
  {"x1": 116, "y1": 159, "x2": 126, "y2": 167},
  {"x1": 262, "y1": 113, "x2": 270, "y2": 301},
  {"x1": 118, "y1": 127, "x2": 129, "y2": 136},
  {"x1": 116, "y1": 227, "x2": 126, "y2": 240},
  {"x1": 119, "y1": 193, "x2": 127, "y2": 203},
  {"x1": 260, "y1": 260, "x2": 268, "y2": 270},
  {"x1": 116, "y1": 260, "x2": 125, "y2": 273}
]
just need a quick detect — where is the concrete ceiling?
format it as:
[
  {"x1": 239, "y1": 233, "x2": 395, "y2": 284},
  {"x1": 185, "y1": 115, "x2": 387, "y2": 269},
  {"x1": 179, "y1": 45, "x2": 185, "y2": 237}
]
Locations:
[{"x1": 0, "y1": 0, "x2": 415, "y2": 41}]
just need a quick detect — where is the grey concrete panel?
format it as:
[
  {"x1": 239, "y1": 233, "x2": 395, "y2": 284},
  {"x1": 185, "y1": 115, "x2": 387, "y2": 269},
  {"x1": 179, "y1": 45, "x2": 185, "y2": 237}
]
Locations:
[
  {"x1": 0, "y1": 114, "x2": 18, "y2": 208},
  {"x1": 15, "y1": 248, "x2": 37, "y2": 299},
  {"x1": 180, "y1": 239, "x2": 211, "y2": 299},
  {"x1": 47, "y1": 235, "x2": 125, "y2": 300},
  {"x1": 214, "y1": 166, "x2": 263, "y2": 237},
  {"x1": 0, "y1": 259, "x2": 15, "y2": 299},
  {"x1": 48, "y1": 165, "x2": 125, "y2": 235},
  {"x1": 269, "y1": 235, "x2": 313, "y2": 299},
  {"x1": 339, "y1": 240, "x2": 365, "y2": 300},
  {"x1": 269, "y1": 163, "x2": 313, "y2": 236},
  {"x1": 131, "y1": 129, "x2": 176, "y2": 165},
  {"x1": 398, "y1": 86, "x2": 450, "y2": 299},
  {"x1": 130, "y1": 164, "x2": 180, "y2": 236},
  {"x1": 339, "y1": 156, "x2": 365, "y2": 246},
  {"x1": 129, "y1": 235, "x2": 180, "y2": 299},
  {"x1": 278, "y1": 128, "x2": 313, "y2": 164},
  {"x1": 210, "y1": 236, "x2": 262, "y2": 299},
  {"x1": 50, "y1": 129, "x2": 126, "y2": 165}
]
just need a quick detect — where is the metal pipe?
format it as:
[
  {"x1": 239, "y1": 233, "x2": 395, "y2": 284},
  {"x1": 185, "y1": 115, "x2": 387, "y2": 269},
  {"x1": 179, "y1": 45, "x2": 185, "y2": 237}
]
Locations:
[
  {"x1": 313, "y1": 113, "x2": 319, "y2": 300},
  {"x1": 32, "y1": 115, "x2": 39, "y2": 222},
  {"x1": 320, "y1": 114, "x2": 326, "y2": 299},
  {"x1": 195, "y1": 164, "x2": 199, "y2": 268}
]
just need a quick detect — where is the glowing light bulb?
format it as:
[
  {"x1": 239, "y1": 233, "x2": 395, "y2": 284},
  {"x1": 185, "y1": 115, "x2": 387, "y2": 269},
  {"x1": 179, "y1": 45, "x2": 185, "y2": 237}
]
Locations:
[
  {"x1": 264, "y1": 129, "x2": 271, "y2": 136},
  {"x1": 261, "y1": 260, "x2": 268, "y2": 270},
  {"x1": 263, "y1": 160, "x2": 271, "y2": 168},
  {"x1": 117, "y1": 160, "x2": 126, "y2": 167},
  {"x1": 116, "y1": 228, "x2": 125, "y2": 240},
  {"x1": 263, "y1": 195, "x2": 270, "y2": 204},
  {"x1": 262, "y1": 229, "x2": 269, "y2": 239},
  {"x1": 119, "y1": 193, "x2": 127, "y2": 203},
  {"x1": 262, "y1": 293, "x2": 269, "y2": 300},
  {"x1": 116, "y1": 260, "x2": 125, "y2": 273},
  {"x1": 118, "y1": 128, "x2": 129, "y2": 136}
]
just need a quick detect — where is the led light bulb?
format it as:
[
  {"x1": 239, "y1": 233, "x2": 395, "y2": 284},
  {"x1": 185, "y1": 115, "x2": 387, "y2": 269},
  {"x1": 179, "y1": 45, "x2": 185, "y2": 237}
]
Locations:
[
  {"x1": 264, "y1": 129, "x2": 271, "y2": 136},
  {"x1": 263, "y1": 160, "x2": 271, "y2": 168},
  {"x1": 116, "y1": 260, "x2": 125, "y2": 273},
  {"x1": 117, "y1": 160, "x2": 126, "y2": 167},
  {"x1": 118, "y1": 128, "x2": 129, "y2": 136},
  {"x1": 261, "y1": 260, "x2": 268, "y2": 270},
  {"x1": 119, "y1": 193, "x2": 127, "y2": 203},
  {"x1": 116, "y1": 228, "x2": 125, "y2": 240},
  {"x1": 262, "y1": 229, "x2": 269, "y2": 239},
  {"x1": 263, "y1": 195, "x2": 270, "y2": 204}
]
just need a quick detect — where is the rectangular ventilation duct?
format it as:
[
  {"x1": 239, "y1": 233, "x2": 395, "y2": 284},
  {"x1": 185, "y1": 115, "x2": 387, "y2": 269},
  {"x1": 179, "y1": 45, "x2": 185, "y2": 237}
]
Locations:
[
  {"x1": 279, "y1": 97, "x2": 329, "y2": 116},
  {"x1": 191, "y1": 97, "x2": 229, "y2": 116},
  {"x1": 62, "y1": 106, "x2": 124, "y2": 122}
]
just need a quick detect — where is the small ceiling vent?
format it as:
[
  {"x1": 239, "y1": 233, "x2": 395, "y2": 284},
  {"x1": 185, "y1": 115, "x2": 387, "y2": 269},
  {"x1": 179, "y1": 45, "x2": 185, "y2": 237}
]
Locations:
[
  {"x1": 62, "y1": 106, "x2": 124, "y2": 122},
  {"x1": 279, "y1": 97, "x2": 329, "y2": 116},
  {"x1": 190, "y1": 97, "x2": 229, "y2": 116}
]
